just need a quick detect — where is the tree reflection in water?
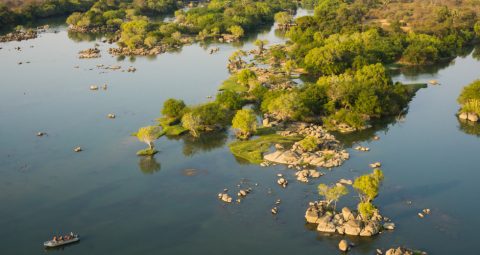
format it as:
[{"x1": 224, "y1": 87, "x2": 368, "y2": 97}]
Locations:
[
  {"x1": 458, "y1": 119, "x2": 480, "y2": 137},
  {"x1": 138, "y1": 156, "x2": 161, "y2": 174}
]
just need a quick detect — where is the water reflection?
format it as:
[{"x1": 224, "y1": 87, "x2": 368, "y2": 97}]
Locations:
[
  {"x1": 138, "y1": 156, "x2": 161, "y2": 174},
  {"x1": 457, "y1": 119, "x2": 480, "y2": 137},
  {"x1": 177, "y1": 131, "x2": 228, "y2": 157},
  {"x1": 335, "y1": 116, "x2": 401, "y2": 148}
]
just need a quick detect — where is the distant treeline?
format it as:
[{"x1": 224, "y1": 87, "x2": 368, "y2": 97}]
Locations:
[{"x1": 0, "y1": 0, "x2": 96, "y2": 29}]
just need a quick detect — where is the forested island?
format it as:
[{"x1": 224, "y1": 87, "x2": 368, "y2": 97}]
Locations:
[{"x1": 1, "y1": 0, "x2": 480, "y2": 254}]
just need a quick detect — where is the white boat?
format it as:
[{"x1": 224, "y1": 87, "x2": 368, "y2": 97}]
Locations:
[{"x1": 44, "y1": 234, "x2": 80, "y2": 248}]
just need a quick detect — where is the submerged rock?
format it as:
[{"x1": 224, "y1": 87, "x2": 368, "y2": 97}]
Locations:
[{"x1": 74, "y1": 146, "x2": 82, "y2": 152}]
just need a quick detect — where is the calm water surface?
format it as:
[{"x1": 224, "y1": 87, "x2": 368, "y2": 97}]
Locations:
[{"x1": 1, "y1": 10, "x2": 479, "y2": 254}]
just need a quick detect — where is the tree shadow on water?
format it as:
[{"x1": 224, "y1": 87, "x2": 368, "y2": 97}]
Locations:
[
  {"x1": 138, "y1": 156, "x2": 161, "y2": 175},
  {"x1": 457, "y1": 118, "x2": 480, "y2": 137}
]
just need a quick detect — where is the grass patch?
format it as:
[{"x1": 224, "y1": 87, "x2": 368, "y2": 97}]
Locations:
[
  {"x1": 162, "y1": 124, "x2": 188, "y2": 136},
  {"x1": 229, "y1": 134, "x2": 301, "y2": 164},
  {"x1": 137, "y1": 148, "x2": 158, "y2": 156},
  {"x1": 158, "y1": 116, "x2": 179, "y2": 127},
  {"x1": 219, "y1": 74, "x2": 248, "y2": 93}
]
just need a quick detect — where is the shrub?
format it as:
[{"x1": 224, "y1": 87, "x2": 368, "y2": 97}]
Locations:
[
  {"x1": 161, "y1": 98, "x2": 186, "y2": 119},
  {"x1": 298, "y1": 136, "x2": 319, "y2": 151},
  {"x1": 232, "y1": 109, "x2": 257, "y2": 139}
]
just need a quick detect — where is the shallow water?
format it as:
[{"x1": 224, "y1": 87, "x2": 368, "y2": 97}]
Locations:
[{"x1": 1, "y1": 10, "x2": 480, "y2": 255}]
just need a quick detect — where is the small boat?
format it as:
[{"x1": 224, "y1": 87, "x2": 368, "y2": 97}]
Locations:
[{"x1": 44, "y1": 233, "x2": 80, "y2": 248}]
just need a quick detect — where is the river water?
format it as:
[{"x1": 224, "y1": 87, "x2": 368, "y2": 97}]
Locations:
[{"x1": 1, "y1": 9, "x2": 479, "y2": 255}]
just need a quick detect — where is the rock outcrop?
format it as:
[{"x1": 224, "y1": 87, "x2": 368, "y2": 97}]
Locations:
[
  {"x1": 385, "y1": 247, "x2": 427, "y2": 255},
  {"x1": 459, "y1": 112, "x2": 479, "y2": 122},
  {"x1": 264, "y1": 123, "x2": 349, "y2": 168},
  {"x1": 79, "y1": 48, "x2": 100, "y2": 58},
  {"x1": 305, "y1": 202, "x2": 392, "y2": 237},
  {"x1": 0, "y1": 29, "x2": 37, "y2": 42}
]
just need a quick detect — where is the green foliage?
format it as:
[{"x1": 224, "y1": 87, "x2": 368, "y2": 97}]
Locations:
[
  {"x1": 298, "y1": 136, "x2": 319, "y2": 151},
  {"x1": 353, "y1": 169, "x2": 384, "y2": 203},
  {"x1": 220, "y1": 74, "x2": 248, "y2": 93},
  {"x1": 180, "y1": 102, "x2": 230, "y2": 136},
  {"x1": 236, "y1": 69, "x2": 257, "y2": 89},
  {"x1": 216, "y1": 90, "x2": 244, "y2": 110},
  {"x1": 136, "y1": 148, "x2": 158, "y2": 156},
  {"x1": 161, "y1": 98, "x2": 186, "y2": 119},
  {"x1": 181, "y1": 112, "x2": 201, "y2": 137},
  {"x1": 262, "y1": 91, "x2": 310, "y2": 121},
  {"x1": 274, "y1": 11, "x2": 292, "y2": 26},
  {"x1": 136, "y1": 125, "x2": 162, "y2": 149},
  {"x1": 229, "y1": 134, "x2": 301, "y2": 163},
  {"x1": 232, "y1": 109, "x2": 257, "y2": 139},
  {"x1": 402, "y1": 33, "x2": 445, "y2": 65},
  {"x1": 254, "y1": 39, "x2": 268, "y2": 53},
  {"x1": 317, "y1": 183, "x2": 349, "y2": 209},
  {"x1": 357, "y1": 201, "x2": 376, "y2": 220},
  {"x1": 228, "y1": 25, "x2": 244, "y2": 38},
  {"x1": 458, "y1": 80, "x2": 480, "y2": 115}
]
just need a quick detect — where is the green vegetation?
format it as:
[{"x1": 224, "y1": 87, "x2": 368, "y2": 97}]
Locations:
[
  {"x1": 353, "y1": 169, "x2": 384, "y2": 219},
  {"x1": 136, "y1": 125, "x2": 162, "y2": 155},
  {"x1": 458, "y1": 80, "x2": 480, "y2": 115},
  {"x1": 229, "y1": 134, "x2": 301, "y2": 163},
  {"x1": 161, "y1": 98, "x2": 186, "y2": 119},
  {"x1": 317, "y1": 183, "x2": 349, "y2": 210},
  {"x1": 298, "y1": 136, "x2": 319, "y2": 151},
  {"x1": 232, "y1": 109, "x2": 257, "y2": 139},
  {"x1": 0, "y1": 0, "x2": 96, "y2": 30},
  {"x1": 63, "y1": 0, "x2": 296, "y2": 51},
  {"x1": 219, "y1": 73, "x2": 248, "y2": 93}
]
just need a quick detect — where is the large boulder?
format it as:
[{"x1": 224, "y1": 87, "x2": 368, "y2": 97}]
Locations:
[
  {"x1": 344, "y1": 219, "x2": 363, "y2": 236},
  {"x1": 342, "y1": 207, "x2": 355, "y2": 221},
  {"x1": 316, "y1": 214, "x2": 336, "y2": 233},
  {"x1": 459, "y1": 112, "x2": 468, "y2": 120},
  {"x1": 467, "y1": 113, "x2": 479, "y2": 122},
  {"x1": 360, "y1": 221, "x2": 380, "y2": 236}
]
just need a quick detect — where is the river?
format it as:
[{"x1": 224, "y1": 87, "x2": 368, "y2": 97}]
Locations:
[{"x1": 1, "y1": 9, "x2": 479, "y2": 255}]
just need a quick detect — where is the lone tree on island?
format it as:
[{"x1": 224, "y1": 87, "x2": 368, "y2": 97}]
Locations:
[{"x1": 136, "y1": 126, "x2": 162, "y2": 155}]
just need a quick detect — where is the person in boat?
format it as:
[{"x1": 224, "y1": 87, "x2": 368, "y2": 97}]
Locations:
[
  {"x1": 53, "y1": 236, "x2": 57, "y2": 242},
  {"x1": 58, "y1": 236, "x2": 63, "y2": 241}
]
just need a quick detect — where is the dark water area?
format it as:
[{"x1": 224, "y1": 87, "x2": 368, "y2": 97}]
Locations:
[{"x1": 1, "y1": 9, "x2": 480, "y2": 255}]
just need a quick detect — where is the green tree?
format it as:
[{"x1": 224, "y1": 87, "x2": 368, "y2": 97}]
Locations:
[
  {"x1": 136, "y1": 126, "x2": 162, "y2": 155},
  {"x1": 299, "y1": 136, "x2": 319, "y2": 151},
  {"x1": 254, "y1": 39, "x2": 268, "y2": 54},
  {"x1": 266, "y1": 92, "x2": 309, "y2": 120},
  {"x1": 181, "y1": 112, "x2": 201, "y2": 137},
  {"x1": 274, "y1": 11, "x2": 293, "y2": 28},
  {"x1": 318, "y1": 183, "x2": 349, "y2": 210},
  {"x1": 161, "y1": 98, "x2": 186, "y2": 119},
  {"x1": 228, "y1": 25, "x2": 244, "y2": 39},
  {"x1": 358, "y1": 201, "x2": 376, "y2": 220},
  {"x1": 237, "y1": 69, "x2": 257, "y2": 89},
  {"x1": 216, "y1": 90, "x2": 243, "y2": 110},
  {"x1": 232, "y1": 109, "x2": 257, "y2": 139},
  {"x1": 353, "y1": 169, "x2": 384, "y2": 203}
]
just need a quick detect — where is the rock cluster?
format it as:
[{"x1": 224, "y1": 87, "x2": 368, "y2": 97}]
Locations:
[
  {"x1": 264, "y1": 123, "x2": 349, "y2": 168},
  {"x1": 355, "y1": 146, "x2": 370, "y2": 152},
  {"x1": 385, "y1": 247, "x2": 427, "y2": 255},
  {"x1": 218, "y1": 192, "x2": 233, "y2": 203},
  {"x1": 0, "y1": 29, "x2": 37, "y2": 42},
  {"x1": 305, "y1": 202, "x2": 392, "y2": 237},
  {"x1": 79, "y1": 48, "x2": 100, "y2": 58},
  {"x1": 369, "y1": 162, "x2": 381, "y2": 168},
  {"x1": 277, "y1": 177, "x2": 288, "y2": 188},
  {"x1": 108, "y1": 46, "x2": 166, "y2": 56},
  {"x1": 295, "y1": 169, "x2": 323, "y2": 183},
  {"x1": 458, "y1": 112, "x2": 479, "y2": 122}
]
